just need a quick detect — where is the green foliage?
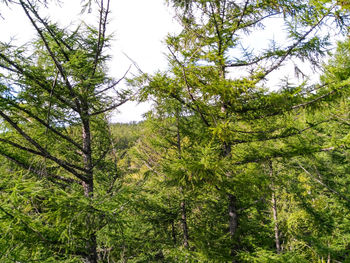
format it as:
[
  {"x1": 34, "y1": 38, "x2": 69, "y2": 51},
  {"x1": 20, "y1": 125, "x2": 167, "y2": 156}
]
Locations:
[
  {"x1": 131, "y1": 0, "x2": 350, "y2": 262},
  {"x1": 1, "y1": 0, "x2": 350, "y2": 262}
]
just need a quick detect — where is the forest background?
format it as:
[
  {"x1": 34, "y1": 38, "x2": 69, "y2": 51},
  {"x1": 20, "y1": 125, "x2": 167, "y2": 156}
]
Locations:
[{"x1": 1, "y1": 0, "x2": 350, "y2": 263}]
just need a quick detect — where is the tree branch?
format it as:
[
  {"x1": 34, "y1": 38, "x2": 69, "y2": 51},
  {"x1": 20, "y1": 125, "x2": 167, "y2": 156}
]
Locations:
[{"x1": 0, "y1": 110, "x2": 88, "y2": 181}]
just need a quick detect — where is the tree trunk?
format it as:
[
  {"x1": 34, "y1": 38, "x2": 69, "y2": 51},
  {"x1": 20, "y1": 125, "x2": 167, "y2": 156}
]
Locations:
[
  {"x1": 228, "y1": 193, "x2": 238, "y2": 262},
  {"x1": 272, "y1": 192, "x2": 281, "y2": 254},
  {"x1": 222, "y1": 141, "x2": 239, "y2": 262},
  {"x1": 82, "y1": 113, "x2": 98, "y2": 263},
  {"x1": 82, "y1": 179, "x2": 97, "y2": 263},
  {"x1": 269, "y1": 161, "x2": 281, "y2": 254},
  {"x1": 176, "y1": 113, "x2": 190, "y2": 249}
]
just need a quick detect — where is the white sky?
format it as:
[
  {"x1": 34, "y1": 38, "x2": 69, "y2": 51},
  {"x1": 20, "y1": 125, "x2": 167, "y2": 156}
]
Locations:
[{"x1": 108, "y1": 1, "x2": 180, "y2": 123}]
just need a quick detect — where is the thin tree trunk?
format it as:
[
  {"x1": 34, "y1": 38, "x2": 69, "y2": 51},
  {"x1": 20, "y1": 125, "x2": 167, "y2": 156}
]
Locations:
[
  {"x1": 221, "y1": 141, "x2": 239, "y2": 261},
  {"x1": 222, "y1": 142, "x2": 239, "y2": 262},
  {"x1": 82, "y1": 111, "x2": 98, "y2": 263},
  {"x1": 176, "y1": 113, "x2": 190, "y2": 249},
  {"x1": 228, "y1": 193, "x2": 238, "y2": 262},
  {"x1": 269, "y1": 161, "x2": 281, "y2": 254},
  {"x1": 82, "y1": 179, "x2": 97, "y2": 263},
  {"x1": 271, "y1": 192, "x2": 281, "y2": 254}
]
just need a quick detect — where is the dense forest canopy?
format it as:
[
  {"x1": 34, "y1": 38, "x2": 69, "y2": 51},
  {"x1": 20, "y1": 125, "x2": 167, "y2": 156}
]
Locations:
[{"x1": 0, "y1": 0, "x2": 350, "y2": 262}]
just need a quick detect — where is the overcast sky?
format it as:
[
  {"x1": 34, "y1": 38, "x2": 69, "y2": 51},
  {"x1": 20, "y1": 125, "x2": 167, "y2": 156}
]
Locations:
[
  {"x1": 108, "y1": 1, "x2": 180, "y2": 122},
  {"x1": 0, "y1": 0, "x2": 180, "y2": 123}
]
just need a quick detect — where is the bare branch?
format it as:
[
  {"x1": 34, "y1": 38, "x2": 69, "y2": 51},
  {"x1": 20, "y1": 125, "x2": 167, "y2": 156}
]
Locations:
[
  {"x1": 93, "y1": 65, "x2": 131, "y2": 97},
  {"x1": 258, "y1": 6, "x2": 334, "y2": 80},
  {"x1": 92, "y1": 0, "x2": 111, "y2": 77},
  {"x1": 89, "y1": 98, "x2": 129, "y2": 116}
]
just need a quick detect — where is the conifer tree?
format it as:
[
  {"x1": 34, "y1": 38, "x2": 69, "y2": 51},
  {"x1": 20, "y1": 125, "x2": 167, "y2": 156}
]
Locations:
[
  {"x1": 138, "y1": 0, "x2": 350, "y2": 261},
  {"x1": 0, "y1": 0, "x2": 130, "y2": 262}
]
